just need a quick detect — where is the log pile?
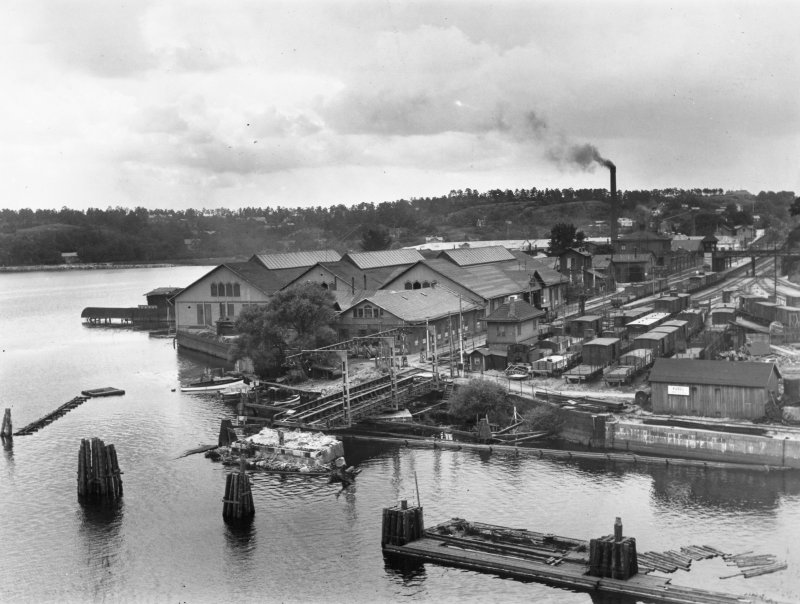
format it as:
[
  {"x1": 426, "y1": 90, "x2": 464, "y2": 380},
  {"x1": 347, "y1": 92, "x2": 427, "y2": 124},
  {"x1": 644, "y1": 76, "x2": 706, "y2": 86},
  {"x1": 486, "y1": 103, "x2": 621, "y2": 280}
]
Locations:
[
  {"x1": 721, "y1": 551, "x2": 787, "y2": 579},
  {"x1": 77, "y1": 437, "x2": 123, "y2": 505},
  {"x1": 637, "y1": 544, "x2": 723, "y2": 573}
]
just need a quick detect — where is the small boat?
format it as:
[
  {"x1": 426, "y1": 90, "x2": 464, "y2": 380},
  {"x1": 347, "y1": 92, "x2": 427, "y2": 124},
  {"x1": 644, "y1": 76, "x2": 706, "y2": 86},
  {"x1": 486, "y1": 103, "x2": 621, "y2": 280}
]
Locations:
[
  {"x1": 180, "y1": 376, "x2": 244, "y2": 393},
  {"x1": 505, "y1": 364, "x2": 530, "y2": 380}
]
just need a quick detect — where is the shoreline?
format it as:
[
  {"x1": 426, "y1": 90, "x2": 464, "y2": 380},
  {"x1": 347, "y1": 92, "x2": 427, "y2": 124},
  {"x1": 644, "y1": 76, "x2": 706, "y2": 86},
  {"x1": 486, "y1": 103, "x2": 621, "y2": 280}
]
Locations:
[{"x1": 0, "y1": 259, "x2": 235, "y2": 272}]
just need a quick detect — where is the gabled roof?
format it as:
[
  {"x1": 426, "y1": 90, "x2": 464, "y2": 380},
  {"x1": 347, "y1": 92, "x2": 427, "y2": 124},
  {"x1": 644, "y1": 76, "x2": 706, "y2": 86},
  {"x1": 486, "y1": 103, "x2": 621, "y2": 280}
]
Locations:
[
  {"x1": 438, "y1": 245, "x2": 516, "y2": 266},
  {"x1": 287, "y1": 261, "x2": 405, "y2": 291},
  {"x1": 344, "y1": 249, "x2": 424, "y2": 269},
  {"x1": 331, "y1": 289, "x2": 373, "y2": 311},
  {"x1": 485, "y1": 300, "x2": 544, "y2": 323},
  {"x1": 592, "y1": 254, "x2": 613, "y2": 270},
  {"x1": 224, "y1": 261, "x2": 307, "y2": 295},
  {"x1": 250, "y1": 249, "x2": 341, "y2": 270},
  {"x1": 145, "y1": 287, "x2": 183, "y2": 297},
  {"x1": 649, "y1": 358, "x2": 779, "y2": 387},
  {"x1": 355, "y1": 288, "x2": 480, "y2": 322},
  {"x1": 561, "y1": 247, "x2": 592, "y2": 257}
]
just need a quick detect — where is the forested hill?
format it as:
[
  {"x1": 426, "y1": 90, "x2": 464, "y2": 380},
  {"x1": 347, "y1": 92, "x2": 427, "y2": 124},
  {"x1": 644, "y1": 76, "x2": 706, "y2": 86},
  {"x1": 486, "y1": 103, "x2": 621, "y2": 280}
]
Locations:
[{"x1": 0, "y1": 188, "x2": 793, "y2": 266}]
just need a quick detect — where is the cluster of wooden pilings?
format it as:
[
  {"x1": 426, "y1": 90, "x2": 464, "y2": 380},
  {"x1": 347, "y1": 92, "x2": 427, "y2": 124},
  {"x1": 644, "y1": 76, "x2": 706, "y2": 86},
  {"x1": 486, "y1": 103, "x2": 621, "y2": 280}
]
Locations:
[
  {"x1": 77, "y1": 437, "x2": 123, "y2": 505},
  {"x1": 222, "y1": 458, "x2": 255, "y2": 522},
  {"x1": 588, "y1": 517, "x2": 638, "y2": 579},
  {"x1": 381, "y1": 500, "x2": 424, "y2": 546}
]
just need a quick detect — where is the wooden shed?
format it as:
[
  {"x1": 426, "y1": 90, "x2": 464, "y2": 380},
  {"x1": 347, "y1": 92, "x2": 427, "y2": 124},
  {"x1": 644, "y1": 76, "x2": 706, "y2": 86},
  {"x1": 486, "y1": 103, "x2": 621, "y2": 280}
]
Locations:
[
  {"x1": 567, "y1": 315, "x2": 603, "y2": 340},
  {"x1": 581, "y1": 337, "x2": 621, "y2": 368},
  {"x1": 648, "y1": 358, "x2": 781, "y2": 419}
]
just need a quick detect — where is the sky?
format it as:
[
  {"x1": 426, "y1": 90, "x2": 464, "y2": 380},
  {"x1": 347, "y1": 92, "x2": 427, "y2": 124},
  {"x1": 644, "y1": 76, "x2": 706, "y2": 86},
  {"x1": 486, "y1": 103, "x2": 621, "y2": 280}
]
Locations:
[{"x1": 2, "y1": 0, "x2": 799, "y2": 211}]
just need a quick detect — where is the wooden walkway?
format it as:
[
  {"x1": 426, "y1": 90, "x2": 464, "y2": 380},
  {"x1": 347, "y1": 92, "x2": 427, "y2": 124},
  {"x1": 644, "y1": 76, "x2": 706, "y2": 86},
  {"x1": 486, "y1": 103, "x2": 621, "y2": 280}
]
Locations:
[{"x1": 14, "y1": 396, "x2": 89, "y2": 436}]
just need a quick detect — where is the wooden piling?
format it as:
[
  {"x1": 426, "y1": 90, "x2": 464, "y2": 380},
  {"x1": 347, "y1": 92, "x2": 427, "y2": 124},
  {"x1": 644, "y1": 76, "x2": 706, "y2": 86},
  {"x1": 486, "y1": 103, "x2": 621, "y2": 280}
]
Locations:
[
  {"x1": 381, "y1": 501, "x2": 424, "y2": 546},
  {"x1": 1, "y1": 408, "x2": 11, "y2": 440},
  {"x1": 77, "y1": 438, "x2": 123, "y2": 505},
  {"x1": 588, "y1": 518, "x2": 638, "y2": 579},
  {"x1": 218, "y1": 419, "x2": 237, "y2": 447},
  {"x1": 222, "y1": 456, "x2": 255, "y2": 522}
]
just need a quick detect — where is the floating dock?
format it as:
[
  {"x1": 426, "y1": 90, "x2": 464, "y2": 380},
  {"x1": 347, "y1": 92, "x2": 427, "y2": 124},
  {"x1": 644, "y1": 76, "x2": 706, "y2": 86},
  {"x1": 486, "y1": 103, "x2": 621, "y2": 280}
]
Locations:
[
  {"x1": 81, "y1": 387, "x2": 125, "y2": 397},
  {"x1": 382, "y1": 508, "x2": 764, "y2": 604}
]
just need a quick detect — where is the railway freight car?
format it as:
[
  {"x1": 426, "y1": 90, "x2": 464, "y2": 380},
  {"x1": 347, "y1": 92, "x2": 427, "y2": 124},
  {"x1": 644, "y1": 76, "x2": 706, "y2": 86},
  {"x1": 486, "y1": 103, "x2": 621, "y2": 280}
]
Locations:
[{"x1": 632, "y1": 331, "x2": 671, "y2": 358}]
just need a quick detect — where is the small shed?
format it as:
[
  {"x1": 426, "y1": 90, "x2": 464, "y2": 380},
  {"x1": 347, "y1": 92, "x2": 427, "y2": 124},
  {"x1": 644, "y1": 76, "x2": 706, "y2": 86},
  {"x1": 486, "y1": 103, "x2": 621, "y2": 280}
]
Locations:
[
  {"x1": 581, "y1": 337, "x2": 621, "y2": 368},
  {"x1": 567, "y1": 315, "x2": 603, "y2": 340},
  {"x1": 648, "y1": 358, "x2": 781, "y2": 419}
]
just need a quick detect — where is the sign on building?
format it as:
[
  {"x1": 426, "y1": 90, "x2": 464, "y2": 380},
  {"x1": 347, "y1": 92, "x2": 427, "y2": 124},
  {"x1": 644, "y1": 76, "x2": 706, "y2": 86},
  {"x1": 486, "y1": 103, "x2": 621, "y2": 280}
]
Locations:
[{"x1": 667, "y1": 385, "x2": 690, "y2": 396}]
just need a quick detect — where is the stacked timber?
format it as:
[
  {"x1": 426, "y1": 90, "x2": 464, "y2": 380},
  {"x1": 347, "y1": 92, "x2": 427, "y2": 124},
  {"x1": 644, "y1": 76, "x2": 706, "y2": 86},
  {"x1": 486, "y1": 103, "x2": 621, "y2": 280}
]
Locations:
[
  {"x1": 721, "y1": 551, "x2": 787, "y2": 579},
  {"x1": 77, "y1": 438, "x2": 123, "y2": 505},
  {"x1": 222, "y1": 458, "x2": 255, "y2": 522},
  {"x1": 381, "y1": 500, "x2": 424, "y2": 546},
  {"x1": 587, "y1": 517, "x2": 638, "y2": 579}
]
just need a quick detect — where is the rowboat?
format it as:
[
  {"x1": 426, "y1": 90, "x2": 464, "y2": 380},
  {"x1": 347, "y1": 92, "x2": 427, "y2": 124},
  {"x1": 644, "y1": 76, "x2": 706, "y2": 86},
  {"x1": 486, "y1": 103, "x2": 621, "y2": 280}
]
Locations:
[
  {"x1": 180, "y1": 376, "x2": 244, "y2": 392},
  {"x1": 505, "y1": 364, "x2": 530, "y2": 380}
]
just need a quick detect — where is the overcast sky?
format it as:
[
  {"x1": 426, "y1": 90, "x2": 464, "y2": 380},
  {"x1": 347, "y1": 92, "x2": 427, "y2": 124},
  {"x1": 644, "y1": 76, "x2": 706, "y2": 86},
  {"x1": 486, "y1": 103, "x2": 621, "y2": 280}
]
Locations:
[{"x1": 3, "y1": 0, "x2": 799, "y2": 211}]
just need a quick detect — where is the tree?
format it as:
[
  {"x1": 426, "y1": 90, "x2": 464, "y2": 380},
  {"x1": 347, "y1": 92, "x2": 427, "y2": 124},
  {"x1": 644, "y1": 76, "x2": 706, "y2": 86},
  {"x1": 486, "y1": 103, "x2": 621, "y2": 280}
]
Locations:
[
  {"x1": 790, "y1": 197, "x2": 800, "y2": 217},
  {"x1": 447, "y1": 380, "x2": 513, "y2": 426},
  {"x1": 360, "y1": 226, "x2": 392, "y2": 251},
  {"x1": 233, "y1": 282, "x2": 337, "y2": 377},
  {"x1": 548, "y1": 223, "x2": 585, "y2": 255}
]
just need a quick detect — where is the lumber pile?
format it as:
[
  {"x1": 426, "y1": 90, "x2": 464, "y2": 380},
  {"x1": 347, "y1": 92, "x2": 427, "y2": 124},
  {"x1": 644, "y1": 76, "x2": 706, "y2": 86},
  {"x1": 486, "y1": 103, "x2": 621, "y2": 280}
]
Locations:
[
  {"x1": 637, "y1": 544, "x2": 723, "y2": 573},
  {"x1": 720, "y1": 551, "x2": 787, "y2": 579}
]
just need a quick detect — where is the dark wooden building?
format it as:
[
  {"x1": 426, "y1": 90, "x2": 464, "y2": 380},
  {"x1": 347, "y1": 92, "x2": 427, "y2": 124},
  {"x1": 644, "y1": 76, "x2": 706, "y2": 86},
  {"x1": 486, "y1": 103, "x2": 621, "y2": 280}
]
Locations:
[{"x1": 648, "y1": 358, "x2": 781, "y2": 419}]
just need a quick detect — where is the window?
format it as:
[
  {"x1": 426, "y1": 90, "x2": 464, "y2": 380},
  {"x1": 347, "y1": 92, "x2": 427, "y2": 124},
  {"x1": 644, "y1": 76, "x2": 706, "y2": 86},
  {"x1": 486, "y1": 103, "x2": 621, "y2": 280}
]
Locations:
[
  {"x1": 227, "y1": 303, "x2": 235, "y2": 317},
  {"x1": 355, "y1": 308, "x2": 364, "y2": 318},
  {"x1": 413, "y1": 281, "x2": 421, "y2": 289},
  {"x1": 516, "y1": 324, "x2": 522, "y2": 335},
  {"x1": 219, "y1": 303, "x2": 226, "y2": 318},
  {"x1": 233, "y1": 283, "x2": 240, "y2": 297},
  {"x1": 422, "y1": 281, "x2": 430, "y2": 288},
  {"x1": 363, "y1": 305, "x2": 373, "y2": 318},
  {"x1": 404, "y1": 281, "x2": 413, "y2": 290},
  {"x1": 225, "y1": 283, "x2": 234, "y2": 297},
  {"x1": 197, "y1": 305, "x2": 204, "y2": 324},
  {"x1": 210, "y1": 283, "x2": 218, "y2": 296}
]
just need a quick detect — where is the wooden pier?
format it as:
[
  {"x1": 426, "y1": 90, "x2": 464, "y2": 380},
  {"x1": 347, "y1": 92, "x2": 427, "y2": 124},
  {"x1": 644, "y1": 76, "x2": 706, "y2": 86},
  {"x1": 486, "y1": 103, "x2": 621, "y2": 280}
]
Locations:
[
  {"x1": 382, "y1": 510, "x2": 762, "y2": 604},
  {"x1": 14, "y1": 388, "x2": 124, "y2": 436}
]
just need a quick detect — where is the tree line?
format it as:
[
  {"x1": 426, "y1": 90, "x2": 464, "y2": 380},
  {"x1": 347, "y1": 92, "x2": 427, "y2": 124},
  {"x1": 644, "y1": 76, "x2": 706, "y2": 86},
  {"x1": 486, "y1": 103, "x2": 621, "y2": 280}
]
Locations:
[{"x1": 0, "y1": 188, "x2": 794, "y2": 266}]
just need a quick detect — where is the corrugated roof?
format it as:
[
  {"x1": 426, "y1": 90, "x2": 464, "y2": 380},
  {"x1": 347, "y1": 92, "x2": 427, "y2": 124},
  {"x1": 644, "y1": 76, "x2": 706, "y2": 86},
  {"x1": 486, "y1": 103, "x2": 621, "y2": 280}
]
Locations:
[
  {"x1": 345, "y1": 249, "x2": 424, "y2": 269},
  {"x1": 251, "y1": 249, "x2": 341, "y2": 270},
  {"x1": 649, "y1": 358, "x2": 779, "y2": 387},
  {"x1": 485, "y1": 300, "x2": 544, "y2": 322},
  {"x1": 439, "y1": 245, "x2": 516, "y2": 266},
  {"x1": 358, "y1": 288, "x2": 480, "y2": 322},
  {"x1": 225, "y1": 261, "x2": 307, "y2": 295}
]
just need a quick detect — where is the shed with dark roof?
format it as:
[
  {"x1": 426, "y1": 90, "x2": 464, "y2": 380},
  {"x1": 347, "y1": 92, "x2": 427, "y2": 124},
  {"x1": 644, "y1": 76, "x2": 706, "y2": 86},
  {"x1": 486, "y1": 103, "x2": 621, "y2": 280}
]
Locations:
[{"x1": 647, "y1": 358, "x2": 780, "y2": 419}]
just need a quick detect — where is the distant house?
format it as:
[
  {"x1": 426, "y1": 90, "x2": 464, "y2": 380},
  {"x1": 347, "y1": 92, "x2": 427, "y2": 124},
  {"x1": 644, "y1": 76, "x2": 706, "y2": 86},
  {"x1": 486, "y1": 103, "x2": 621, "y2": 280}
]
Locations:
[
  {"x1": 609, "y1": 252, "x2": 655, "y2": 283},
  {"x1": 557, "y1": 248, "x2": 592, "y2": 285},
  {"x1": 614, "y1": 230, "x2": 672, "y2": 267},
  {"x1": 61, "y1": 252, "x2": 79, "y2": 264},
  {"x1": 648, "y1": 358, "x2": 780, "y2": 419},
  {"x1": 145, "y1": 287, "x2": 183, "y2": 323}
]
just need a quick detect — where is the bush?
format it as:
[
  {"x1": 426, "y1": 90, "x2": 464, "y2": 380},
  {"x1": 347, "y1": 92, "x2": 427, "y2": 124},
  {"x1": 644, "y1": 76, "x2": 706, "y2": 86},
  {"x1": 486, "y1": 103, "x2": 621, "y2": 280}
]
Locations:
[
  {"x1": 521, "y1": 405, "x2": 565, "y2": 437},
  {"x1": 447, "y1": 380, "x2": 513, "y2": 426}
]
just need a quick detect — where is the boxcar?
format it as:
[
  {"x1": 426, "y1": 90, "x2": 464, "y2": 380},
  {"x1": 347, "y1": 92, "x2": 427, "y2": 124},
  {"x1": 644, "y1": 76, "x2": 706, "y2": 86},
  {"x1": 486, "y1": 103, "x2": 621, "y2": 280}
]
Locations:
[
  {"x1": 632, "y1": 331, "x2": 670, "y2": 358},
  {"x1": 581, "y1": 337, "x2": 621, "y2": 367}
]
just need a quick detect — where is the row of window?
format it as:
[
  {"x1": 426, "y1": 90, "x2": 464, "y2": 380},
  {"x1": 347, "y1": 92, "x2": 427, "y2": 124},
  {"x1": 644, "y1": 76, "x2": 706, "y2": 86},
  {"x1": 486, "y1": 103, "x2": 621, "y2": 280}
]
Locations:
[
  {"x1": 352, "y1": 305, "x2": 384, "y2": 318},
  {"x1": 404, "y1": 281, "x2": 432, "y2": 290},
  {"x1": 210, "y1": 282, "x2": 241, "y2": 297}
]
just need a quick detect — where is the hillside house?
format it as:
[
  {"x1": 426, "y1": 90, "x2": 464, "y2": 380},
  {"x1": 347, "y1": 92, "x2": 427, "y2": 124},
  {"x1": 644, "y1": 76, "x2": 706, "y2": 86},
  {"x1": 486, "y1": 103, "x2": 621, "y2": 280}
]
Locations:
[{"x1": 614, "y1": 230, "x2": 672, "y2": 267}]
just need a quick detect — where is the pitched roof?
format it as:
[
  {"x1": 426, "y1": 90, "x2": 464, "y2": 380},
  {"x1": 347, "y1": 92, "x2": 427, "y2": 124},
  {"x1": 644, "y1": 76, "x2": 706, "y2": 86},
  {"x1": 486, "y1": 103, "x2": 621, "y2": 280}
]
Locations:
[
  {"x1": 649, "y1": 358, "x2": 779, "y2": 387},
  {"x1": 358, "y1": 288, "x2": 480, "y2": 322},
  {"x1": 344, "y1": 249, "x2": 424, "y2": 269},
  {"x1": 250, "y1": 249, "x2": 341, "y2": 270},
  {"x1": 225, "y1": 261, "x2": 307, "y2": 295},
  {"x1": 438, "y1": 245, "x2": 516, "y2": 266},
  {"x1": 671, "y1": 239, "x2": 704, "y2": 252},
  {"x1": 485, "y1": 300, "x2": 544, "y2": 322},
  {"x1": 287, "y1": 261, "x2": 405, "y2": 291},
  {"x1": 144, "y1": 287, "x2": 183, "y2": 297}
]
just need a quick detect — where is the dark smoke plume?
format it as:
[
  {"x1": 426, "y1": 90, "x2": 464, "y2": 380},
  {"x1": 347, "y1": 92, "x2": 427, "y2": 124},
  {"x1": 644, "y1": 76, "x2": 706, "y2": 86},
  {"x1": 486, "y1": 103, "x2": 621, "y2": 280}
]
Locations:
[{"x1": 566, "y1": 143, "x2": 615, "y2": 170}]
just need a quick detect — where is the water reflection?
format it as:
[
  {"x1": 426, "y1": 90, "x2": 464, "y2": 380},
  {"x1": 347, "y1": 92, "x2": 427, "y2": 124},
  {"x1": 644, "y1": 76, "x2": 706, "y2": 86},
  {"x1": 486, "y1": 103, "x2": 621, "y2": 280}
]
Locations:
[
  {"x1": 650, "y1": 465, "x2": 800, "y2": 512},
  {"x1": 77, "y1": 503, "x2": 124, "y2": 602},
  {"x1": 383, "y1": 553, "x2": 427, "y2": 585}
]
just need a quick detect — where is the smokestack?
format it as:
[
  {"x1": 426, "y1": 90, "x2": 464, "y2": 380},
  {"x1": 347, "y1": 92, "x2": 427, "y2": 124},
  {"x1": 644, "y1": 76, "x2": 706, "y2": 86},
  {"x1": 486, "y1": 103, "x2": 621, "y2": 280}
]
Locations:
[{"x1": 609, "y1": 164, "x2": 618, "y2": 243}]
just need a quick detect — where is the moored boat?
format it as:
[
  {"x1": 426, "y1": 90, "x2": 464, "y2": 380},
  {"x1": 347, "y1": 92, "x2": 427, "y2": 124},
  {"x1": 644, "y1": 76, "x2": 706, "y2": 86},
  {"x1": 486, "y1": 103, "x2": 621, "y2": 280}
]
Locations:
[{"x1": 180, "y1": 376, "x2": 244, "y2": 392}]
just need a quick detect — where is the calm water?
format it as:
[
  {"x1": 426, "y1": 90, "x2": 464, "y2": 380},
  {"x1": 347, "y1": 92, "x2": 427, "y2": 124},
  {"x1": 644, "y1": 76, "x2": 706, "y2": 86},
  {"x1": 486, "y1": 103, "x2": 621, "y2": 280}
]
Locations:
[{"x1": 1, "y1": 268, "x2": 799, "y2": 604}]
